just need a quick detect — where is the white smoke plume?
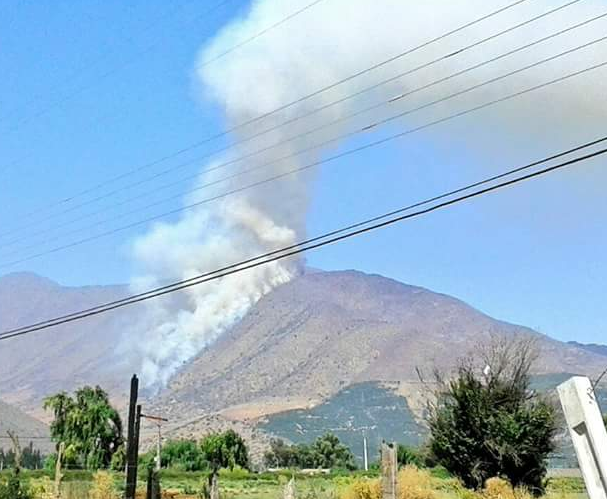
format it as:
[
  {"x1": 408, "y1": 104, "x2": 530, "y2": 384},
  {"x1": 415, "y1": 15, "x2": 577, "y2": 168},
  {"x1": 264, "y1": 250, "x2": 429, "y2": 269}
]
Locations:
[{"x1": 128, "y1": 0, "x2": 607, "y2": 387}]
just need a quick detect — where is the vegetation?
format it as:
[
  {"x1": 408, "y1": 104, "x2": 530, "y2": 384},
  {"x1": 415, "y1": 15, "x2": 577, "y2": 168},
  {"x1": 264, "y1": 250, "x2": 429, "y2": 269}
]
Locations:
[
  {"x1": 264, "y1": 433, "x2": 356, "y2": 470},
  {"x1": 0, "y1": 472, "x2": 32, "y2": 499},
  {"x1": 43, "y1": 385, "x2": 123, "y2": 470},
  {"x1": 141, "y1": 439, "x2": 207, "y2": 471},
  {"x1": 428, "y1": 337, "x2": 557, "y2": 493},
  {"x1": 0, "y1": 443, "x2": 44, "y2": 470}
]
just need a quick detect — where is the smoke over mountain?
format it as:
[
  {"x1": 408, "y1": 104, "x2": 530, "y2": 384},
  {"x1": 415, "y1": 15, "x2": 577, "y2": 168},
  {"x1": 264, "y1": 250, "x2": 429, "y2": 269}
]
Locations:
[{"x1": 127, "y1": 0, "x2": 607, "y2": 387}]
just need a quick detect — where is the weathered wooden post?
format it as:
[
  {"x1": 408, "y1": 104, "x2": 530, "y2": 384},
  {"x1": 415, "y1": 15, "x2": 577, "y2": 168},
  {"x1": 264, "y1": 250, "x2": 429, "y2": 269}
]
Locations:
[
  {"x1": 7, "y1": 431, "x2": 21, "y2": 474},
  {"x1": 54, "y1": 442, "x2": 65, "y2": 499},
  {"x1": 283, "y1": 476, "x2": 296, "y2": 499},
  {"x1": 381, "y1": 442, "x2": 397, "y2": 499},
  {"x1": 125, "y1": 374, "x2": 139, "y2": 499},
  {"x1": 557, "y1": 376, "x2": 607, "y2": 499}
]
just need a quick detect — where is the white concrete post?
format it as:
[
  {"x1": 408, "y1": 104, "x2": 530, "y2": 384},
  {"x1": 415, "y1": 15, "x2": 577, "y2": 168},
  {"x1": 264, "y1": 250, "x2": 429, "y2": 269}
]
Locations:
[{"x1": 557, "y1": 376, "x2": 607, "y2": 499}]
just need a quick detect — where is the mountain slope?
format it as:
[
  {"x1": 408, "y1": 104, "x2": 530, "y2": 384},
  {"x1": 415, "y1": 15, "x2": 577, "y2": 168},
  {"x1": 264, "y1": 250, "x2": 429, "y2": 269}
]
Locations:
[
  {"x1": 0, "y1": 272, "x2": 136, "y2": 416},
  {"x1": 0, "y1": 398, "x2": 52, "y2": 453},
  {"x1": 567, "y1": 341, "x2": 607, "y2": 357},
  {"x1": 154, "y1": 270, "x2": 605, "y2": 422}
]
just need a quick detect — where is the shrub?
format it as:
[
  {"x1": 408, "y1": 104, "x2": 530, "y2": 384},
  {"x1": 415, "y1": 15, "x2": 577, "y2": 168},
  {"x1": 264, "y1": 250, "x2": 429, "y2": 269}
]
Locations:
[
  {"x1": 397, "y1": 466, "x2": 436, "y2": 499},
  {"x1": 428, "y1": 337, "x2": 557, "y2": 493},
  {"x1": 482, "y1": 477, "x2": 533, "y2": 499},
  {"x1": 0, "y1": 473, "x2": 32, "y2": 499},
  {"x1": 89, "y1": 471, "x2": 119, "y2": 499},
  {"x1": 396, "y1": 445, "x2": 422, "y2": 467},
  {"x1": 340, "y1": 478, "x2": 381, "y2": 499}
]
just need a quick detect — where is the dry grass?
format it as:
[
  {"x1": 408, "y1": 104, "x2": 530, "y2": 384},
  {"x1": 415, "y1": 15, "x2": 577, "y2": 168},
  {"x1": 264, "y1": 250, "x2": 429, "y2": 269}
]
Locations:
[
  {"x1": 340, "y1": 478, "x2": 382, "y2": 499},
  {"x1": 397, "y1": 466, "x2": 438, "y2": 499},
  {"x1": 89, "y1": 471, "x2": 119, "y2": 499}
]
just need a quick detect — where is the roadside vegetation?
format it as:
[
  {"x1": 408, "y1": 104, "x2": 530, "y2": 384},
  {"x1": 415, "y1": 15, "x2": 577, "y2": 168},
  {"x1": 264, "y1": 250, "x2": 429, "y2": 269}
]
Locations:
[{"x1": 0, "y1": 338, "x2": 600, "y2": 498}]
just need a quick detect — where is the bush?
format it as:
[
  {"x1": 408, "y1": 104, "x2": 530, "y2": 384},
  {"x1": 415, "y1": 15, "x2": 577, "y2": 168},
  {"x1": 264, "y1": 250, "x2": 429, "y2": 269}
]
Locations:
[
  {"x1": 397, "y1": 466, "x2": 436, "y2": 499},
  {"x1": 396, "y1": 445, "x2": 422, "y2": 467},
  {"x1": 89, "y1": 471, "x2": 119, "y2": 499},
  {"x1": 340, "y1": 478, "x2": 381, "y2": 499},
  {"x1": 483, "y1": 477, "x2": 533, "y2": 499},
  {"x1": 0, "y1": 473, "x2": 33, "y2": 499},
  {"x1": 428, "y1": 338, "x2": 557, "y2": 493}
]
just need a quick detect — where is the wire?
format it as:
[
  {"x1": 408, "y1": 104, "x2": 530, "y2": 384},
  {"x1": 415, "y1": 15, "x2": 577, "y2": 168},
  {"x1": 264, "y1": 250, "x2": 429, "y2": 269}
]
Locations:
[
  {"x1": 2, "y1": 0, "x2": 591, "y2": 245},
  {"x1": 2, "y1": 141, "x2": 605, "y2": 340},
  {"x1": 2, "y1": 53, "x2": 606, "y2": 269},
  {"x1": 0, "y1": 0, "x2": 535, "y2": 231},
  {"x1": 5, "y1": 135, "x2": 606, "y2": 335},
  {"x1": 3, "y1": 12, "x2": 606, "y2": 252},
  {"x1": 196, "y1": 0, "x2": 329, "y2": 68}
]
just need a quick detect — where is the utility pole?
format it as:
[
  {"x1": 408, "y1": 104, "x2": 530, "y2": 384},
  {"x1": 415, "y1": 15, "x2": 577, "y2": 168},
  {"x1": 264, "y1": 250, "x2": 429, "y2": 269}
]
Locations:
[
  {"x1": 363, "y1": 433, "x2": 369, "y2": 472},
  {"x1": 139, "y1": 413, "x2": 169, "y2": 471},
  {"x1": 125, "y1": 374, "x2": 139, "y2": 499}
]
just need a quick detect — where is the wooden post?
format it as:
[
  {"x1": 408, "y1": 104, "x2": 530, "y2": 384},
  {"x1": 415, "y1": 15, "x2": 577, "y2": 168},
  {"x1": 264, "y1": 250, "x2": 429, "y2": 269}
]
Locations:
[
  {"x1": 125, "y1": 374, "x2": 139, "y2": 499},
  {"x1": 7, "y1": 431, "x2": 21, "y2": 474},
  {"x1": 381, "y1": 442, "x2": 397, "y2": 499},
  {"x1": 54, "y1": 442, "x2": 65, "y2": 499}
]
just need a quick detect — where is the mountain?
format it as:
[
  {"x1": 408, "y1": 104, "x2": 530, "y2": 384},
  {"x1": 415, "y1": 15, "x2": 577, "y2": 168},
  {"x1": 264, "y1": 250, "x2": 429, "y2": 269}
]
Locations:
[
  {"x1": 567, "y1": 341, "x2": 607, "y2": 357},
  {"x1": 0, "y1": 272, "x2": 137, "y2": 417},
  {"x1": 153, "y1": 270, "x2": 606, "y2": 424},
  {"x1": 0, "y1": 398, "x2": 52, "y2": 454}
]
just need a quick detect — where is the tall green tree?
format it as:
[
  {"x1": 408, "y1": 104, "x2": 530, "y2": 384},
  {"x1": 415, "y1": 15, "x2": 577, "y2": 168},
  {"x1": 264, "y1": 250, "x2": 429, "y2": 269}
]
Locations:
[
  {"x1": 200, "y1": 430, "x2": 249, "y2": 491},
  {"x1": 44, "y1": 385, "x2": 123, "y2": 469},
  {"x1": 428, "y1": 337, "x2": 557, "y2": 494}
]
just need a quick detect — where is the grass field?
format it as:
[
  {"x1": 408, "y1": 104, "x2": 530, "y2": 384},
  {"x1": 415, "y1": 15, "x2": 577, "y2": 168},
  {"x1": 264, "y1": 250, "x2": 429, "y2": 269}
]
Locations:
[{"x1": 1, "y1": 467, "x2": 589, "y2": 499}]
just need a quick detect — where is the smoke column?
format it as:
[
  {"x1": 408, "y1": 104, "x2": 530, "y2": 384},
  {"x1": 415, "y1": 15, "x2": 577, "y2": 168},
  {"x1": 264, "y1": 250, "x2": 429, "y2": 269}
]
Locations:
[{"x1": 128, "y1": 0, "x2": 607, "y2": 387}]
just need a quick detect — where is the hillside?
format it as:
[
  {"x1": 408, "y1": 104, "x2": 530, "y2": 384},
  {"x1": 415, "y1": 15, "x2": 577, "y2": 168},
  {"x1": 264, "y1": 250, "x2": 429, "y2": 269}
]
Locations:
[
  {"x1": 0, "y1": 398, "x2": 53, "y2": 454},
  {"x1": 567, "y1": 341, "x2": 607, "y2": 357},
  {"x1": 153, "y1": 270, "x2": 606, "y2": 423},
  {"x1": 0, "y1": 272, "x2": 137, "y2": 417}
]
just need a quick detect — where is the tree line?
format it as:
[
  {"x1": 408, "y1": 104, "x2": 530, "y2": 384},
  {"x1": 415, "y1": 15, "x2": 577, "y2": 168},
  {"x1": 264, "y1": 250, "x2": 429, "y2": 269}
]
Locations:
[{"x1": 3, "y1": 337, "x2": 606, "y2": 497}]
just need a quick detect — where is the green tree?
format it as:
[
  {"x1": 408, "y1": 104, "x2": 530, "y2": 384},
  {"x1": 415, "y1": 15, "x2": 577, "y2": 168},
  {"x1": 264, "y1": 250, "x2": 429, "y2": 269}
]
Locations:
[
  {"x1": 263, "y1": 433, "x2": 356, "y2": 470},
  {"x1": 200, "y1": 430, "x2": 249, "y2": 490},
  {"x1": 428, "y1": 337, "x2": 557, "y2": 494},
  {"x1": 311, "y1": 433, "x2": 356, "y2": 470},
  {"x1": 44, "y1": 385, "x2": 123, "y2": 470},
  {"x1": 396, "y1": 444, "x2": 422, "y2": 467}
]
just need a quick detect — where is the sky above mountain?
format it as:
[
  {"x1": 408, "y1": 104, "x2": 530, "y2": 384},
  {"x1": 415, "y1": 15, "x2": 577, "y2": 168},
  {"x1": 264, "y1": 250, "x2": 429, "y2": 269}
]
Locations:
[{"x1": 0, "y1": 0, "x2": 605, "y2": 344}]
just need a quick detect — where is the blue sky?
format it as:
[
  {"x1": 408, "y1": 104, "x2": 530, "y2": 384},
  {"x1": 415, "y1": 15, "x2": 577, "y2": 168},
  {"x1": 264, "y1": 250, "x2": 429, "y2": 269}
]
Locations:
[{"x1": 0, "y1": 0, "x2": 605, "y2": 345}]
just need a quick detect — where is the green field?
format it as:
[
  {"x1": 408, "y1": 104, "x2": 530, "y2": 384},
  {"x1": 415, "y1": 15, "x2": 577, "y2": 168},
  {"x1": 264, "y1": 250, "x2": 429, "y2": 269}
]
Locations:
[{"x1": 1, "y1": 468, "x2": 588, "y2": 499}]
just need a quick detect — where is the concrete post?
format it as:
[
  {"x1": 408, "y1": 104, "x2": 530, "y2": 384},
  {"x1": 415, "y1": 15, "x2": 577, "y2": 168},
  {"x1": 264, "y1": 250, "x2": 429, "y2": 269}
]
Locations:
[{"x1": 557, "y1": 376, "x2": 607, "y2": 499}]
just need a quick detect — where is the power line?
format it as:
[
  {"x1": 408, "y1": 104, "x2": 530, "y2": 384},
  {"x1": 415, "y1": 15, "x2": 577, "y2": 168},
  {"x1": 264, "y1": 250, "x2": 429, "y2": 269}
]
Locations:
[
  {"x1": 4, "y1": 135, "x2": 606, "y2": 335},
  {"x1": 2, "y1": 53, "x2": 606, "y2": 268},
  {"x1": 0, "y1": 0, "x2": 535, "y2": 231},
  {"x1": 3, "y1": 11, "x2": 605, "y2": 252},
  {"x1": 1, "y1": 141, "x2": 605, "y2": 341},
  {"x1": 195, "y1": 0, "x2": 329, "y2": 68},
  {"x1": 2, "y1": 0, "x2": 591, "y2": 246}
]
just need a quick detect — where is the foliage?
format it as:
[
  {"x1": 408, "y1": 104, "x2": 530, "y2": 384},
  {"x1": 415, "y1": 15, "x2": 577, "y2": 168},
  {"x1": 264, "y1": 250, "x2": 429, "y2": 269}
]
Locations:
[
  {"x1": 199, "y1": 430, "x2": 249, "y2": 474},
  {"x1": 152, "y1": 439, "x2": 208, "y2": 471},
  {"x1": 340, "y1": 478, "x2": 381, "y2": 499},
  {"x1": 397, "y1": 466, "x2": 437, "y2": 499},
  {"x1": 428, "y1": 337, "x2": 557, "y2": 493},
  {"x1": 109, "y1": 443, "x2": 125, "y2": 472},
  {"x1": 0, "y1": 442, "x2": 44, "y2": 470},
  {"x1": 482, "y1": 477, "x2": 533, "y2": 499},
  {"x1": 0, "y1": 472, "x2": 33, "y2": 499},
  {"x1": 43, "y1": 386, "x2": 123, "y2": 470},
  {"x1": 396, "y1": 445, "x2": 422, "y2": 467},
  {"x1": 89, "y1": 471, "x2": 119, "y2": 499},
  {"x1": 264, "y1": 434, "x2": 356, "y2": 470}
]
